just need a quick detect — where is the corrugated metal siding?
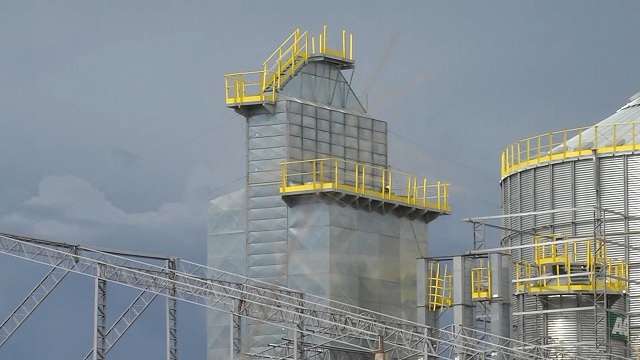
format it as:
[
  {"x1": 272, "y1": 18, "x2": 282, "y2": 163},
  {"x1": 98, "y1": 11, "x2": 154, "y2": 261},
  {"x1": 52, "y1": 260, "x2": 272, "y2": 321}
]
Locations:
[
  {"x1": 502, "y1": 153, "x2": 639, "y2": 354},
  {"x1": 574, "y1": 159, "x2": 595, "y2": 237},
  {"x1": 534, "y1": 166, "x2": 551, "y2": 232},
  {"x1": 627, "y1": 156, "x2": 640, "y2": 348},
  {"x1": 552, "y1": 162, "x2": 573, "y2": 235}
]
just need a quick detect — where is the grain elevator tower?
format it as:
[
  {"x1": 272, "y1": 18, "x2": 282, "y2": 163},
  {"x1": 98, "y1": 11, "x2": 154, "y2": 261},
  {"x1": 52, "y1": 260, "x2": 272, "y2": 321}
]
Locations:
[{"x1": 207, "y1": 27, "x2": 450, "y2": 359}]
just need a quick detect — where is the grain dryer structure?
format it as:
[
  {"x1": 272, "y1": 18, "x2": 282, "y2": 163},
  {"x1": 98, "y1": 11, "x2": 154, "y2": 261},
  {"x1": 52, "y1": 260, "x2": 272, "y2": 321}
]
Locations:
[{"x1": 207, "y1": 27, "x2": 450, "y2": 359}]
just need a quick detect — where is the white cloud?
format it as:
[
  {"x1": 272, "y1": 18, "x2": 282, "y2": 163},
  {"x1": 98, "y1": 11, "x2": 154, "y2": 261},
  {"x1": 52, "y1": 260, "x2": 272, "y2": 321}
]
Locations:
[{"x1": 1, "y1": 173, "x2": 211, "y2": 247}]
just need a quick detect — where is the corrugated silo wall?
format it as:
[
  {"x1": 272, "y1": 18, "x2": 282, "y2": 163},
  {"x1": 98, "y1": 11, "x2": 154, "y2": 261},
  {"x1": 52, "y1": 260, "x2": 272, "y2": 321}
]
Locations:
[{"x1": 501, "y1": 154, "x2": 638, "y2": 357}]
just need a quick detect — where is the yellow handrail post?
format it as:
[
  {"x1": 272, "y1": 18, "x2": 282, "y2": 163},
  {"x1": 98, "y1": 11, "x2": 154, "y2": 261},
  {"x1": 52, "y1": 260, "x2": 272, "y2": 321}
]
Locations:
[
  {"x1": 312, "y1": 160, "x2": 317, "y2": 190},
  {"x1": 319, "y1": 160, "x2": 324, "y2": 186},
  {"x1": 349, "y1": 33, "x2": 353, "y2": 60},
  {"x1": 548, "y1": 133, "x2": 552, "y2": 157},
  {"x1": 354, "y1": 163, "x2": 359, "y2": 193},
  {"x1": 323, "y1": 25, "x2": 327, "y2": 53},
  {"x1": 388, "y1": 172, "x2": 393, "y2": 200},
  {"x1": 281, "y1": 163, "x2": 287, "y2": 191},
  {"x1": 526, "y1": 140, "x2": 530, "y2": 164},
  {"x1": 413, "y1": 177, "x2": 417, "y2": 204},
  {"x1": 342, "y1": 29, "x2": 346, "y2": 58},
  {"x1": 361, "y1": 165, "x2": 366, "y2": 194},
  {"x1": 578, "y1": 129, "x2": 582, "y2": 153},
  {"x1": 510, "y1": 144, "x2": 514, "y2": 169},
  {"x1": 311, "y1": 36, "x2": 315, "y2": 55},
  {"x1": 423, "y1": 178, "x2": 427, "y2": 206},
  {"x1": 381, "y1": 169, "x2": 386, "y2": 197},
  {"x1": 406, "y1": 177, "x2": 411, "y2": 203},
  {"x1": 517, "y1": 142, "x2": 521, "y2": 165},
  {"x1": 563, "y1": 131, "x2": 567, "y2": 159},
  {"x1": 437, "y1": 182, "x2": 441, "y2": 210},
  {"x1": 334, "y1": 159, "x2": 339, "y2": 187},
  {"x1": 595, "y1": 125, "x2": 599, "y2": 149}
]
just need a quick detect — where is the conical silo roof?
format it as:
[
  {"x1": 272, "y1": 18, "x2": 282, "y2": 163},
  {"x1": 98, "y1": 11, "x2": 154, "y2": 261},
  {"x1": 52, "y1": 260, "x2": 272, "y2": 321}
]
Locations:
[{"x1": 564, "y1": 91, "x2": 640, "y2": 151}]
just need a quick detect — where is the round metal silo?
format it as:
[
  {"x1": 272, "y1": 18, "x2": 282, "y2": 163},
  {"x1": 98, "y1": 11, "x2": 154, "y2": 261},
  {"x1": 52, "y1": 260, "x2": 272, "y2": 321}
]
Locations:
[{"x1": 500, "y1": 92, "x2": 640, "y2": 358}]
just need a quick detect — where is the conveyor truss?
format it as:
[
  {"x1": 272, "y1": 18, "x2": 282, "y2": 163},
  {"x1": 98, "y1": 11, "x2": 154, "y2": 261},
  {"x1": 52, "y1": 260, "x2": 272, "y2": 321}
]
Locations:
[{"x1": 0, "y1": 232, "x2": 596, "y2": 360}]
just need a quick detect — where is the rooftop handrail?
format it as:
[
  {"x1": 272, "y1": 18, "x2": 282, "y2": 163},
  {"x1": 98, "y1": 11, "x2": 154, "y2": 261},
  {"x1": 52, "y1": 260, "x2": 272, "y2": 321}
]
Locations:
[
  {"x1": 501, "y1": 120, "x2": 640, "y2": 178},
  {"x1": 224, "y1": 26, "x2": 353, "y2": 106}
]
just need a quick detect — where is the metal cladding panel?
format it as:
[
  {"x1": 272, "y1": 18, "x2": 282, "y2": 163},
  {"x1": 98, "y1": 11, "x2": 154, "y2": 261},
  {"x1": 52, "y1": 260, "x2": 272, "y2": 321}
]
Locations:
[
  {"x1": 247, "y1": 206, "x2": 287, "y2": 221},
  {"x1": 552, "y1": 162, "x2": 573, "y2": 231},
  {"x1": 248, "y1": 194, "x2": 284, "y2": 209},
  {"x1": 208, "y1": 189, "x2": 246, "y2": 235},
  {"x1": 574, "y1": 159, "x2": 595, "y2": 224},
  {"x1": 247, "y1": 135, "x2": 288, "y2": 150},
  {"x1": 286, "y1": 100, "x2": 387, "y2": 169},
  {"x1": 207, "y1": 189, "x2": 247, "y2": 359},
  {"x1": 533, "y1": 166, "x2": 551, "y2": 227},
  {"x1": 248, "y1": 123, "x2": 288, "y2": 138},
  {"x1": 280, "y1": 62, "x2": 366, "y2": 111},
  {"x1": 547, "y1": 296, "x2": 579, "y2": 349},
  {"x1": 600, "y1": 156, "x2": 625, "y2": 228},
  {"x1": 628, "y1": 156, "x2": 640, "y2": 345}
]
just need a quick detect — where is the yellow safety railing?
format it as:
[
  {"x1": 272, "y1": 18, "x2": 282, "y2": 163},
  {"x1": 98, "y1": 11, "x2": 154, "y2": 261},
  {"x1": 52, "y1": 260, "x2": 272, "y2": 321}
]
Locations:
[
  {"x1": 279, "y1": 158, "x2": 451, "y2": 213},
  {"x1": 224, "y1": 71, "x2": 276, "y2": 106},
  {"x1": 471, "y1": 261, "x2": 491, "y2": 300},
  {"x1": 501, "y1": 120, "x2": 640, "y2": 179},
  {"x1": 427, "y1": 262, "x2": 453, "y2": 310},
  {"x1": 515, "y1": 235, "x2": 628, "y2": 294},
  {"x1": 514, "y1": 261, "x2": 533, "y2": 294},
  {"x1": 224, "y1": 26, "x2": 353, "y2": 106}
]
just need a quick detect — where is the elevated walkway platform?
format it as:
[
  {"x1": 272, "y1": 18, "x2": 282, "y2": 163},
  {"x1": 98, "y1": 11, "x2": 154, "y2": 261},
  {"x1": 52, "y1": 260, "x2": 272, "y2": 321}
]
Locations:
[
  {"x1": 514, "y1": 235, "x2": 628, "y2": 295},
  {"x1": 279, "y1": 158, "x2": 450, "y2": 222}
]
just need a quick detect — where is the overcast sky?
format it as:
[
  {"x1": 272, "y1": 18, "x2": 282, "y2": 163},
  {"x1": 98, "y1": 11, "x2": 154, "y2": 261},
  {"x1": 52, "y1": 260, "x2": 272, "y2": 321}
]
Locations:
[{"x1": 2, "y1": 1, "x2": 640, "y2": 359}]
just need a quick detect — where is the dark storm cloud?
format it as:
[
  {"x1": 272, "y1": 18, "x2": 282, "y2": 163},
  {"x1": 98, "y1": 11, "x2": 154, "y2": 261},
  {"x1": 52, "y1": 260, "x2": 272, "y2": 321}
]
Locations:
[{"x1": 1, "y1": 1, "x2": 639, "y2": 358}]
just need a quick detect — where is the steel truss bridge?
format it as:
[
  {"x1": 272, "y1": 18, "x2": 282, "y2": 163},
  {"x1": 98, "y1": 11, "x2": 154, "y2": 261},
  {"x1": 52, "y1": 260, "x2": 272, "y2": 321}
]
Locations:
[{"x1": 0, "y1": 233, "x2": 595, "y2": 360}]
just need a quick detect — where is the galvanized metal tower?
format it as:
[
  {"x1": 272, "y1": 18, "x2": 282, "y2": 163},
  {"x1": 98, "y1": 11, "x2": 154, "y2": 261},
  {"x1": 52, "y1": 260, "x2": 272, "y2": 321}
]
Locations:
[{"x1": 208, "y1": 26, "x2": 450, "y2": 359}]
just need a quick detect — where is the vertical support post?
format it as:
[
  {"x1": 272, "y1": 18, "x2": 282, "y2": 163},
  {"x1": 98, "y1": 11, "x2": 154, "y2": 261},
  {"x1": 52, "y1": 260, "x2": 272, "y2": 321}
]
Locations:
[
  {"x1": 93, "y1": 264, "x2": 107, "y2": 360},
  {"x1": 489, "y1": 253, "x2": 512, "y2": 360},
  {"x1": 452, "y1": 256, "x2": 475, "y2": 360},
  {"x1": 593, "y1": 208, "x2": 609, "y2": 354},
  {"x1": 473, "y1": 221, "x2": 486, "y2": 251},
  {"x1": 231, "y1": 288, "x2": 243, "y2": 360},
  {"x1": 295, "y1": 293, "x2": 305, "y2": 360},
  {"x1": 229, "y1": 312, "x2": 242, "y2": 360},
  {"x1": 166, "y1": 259, "x2": 178, "y2": 360},
  {"x1": 293, "y1": 329, "x2": 298, "y2": 360}
]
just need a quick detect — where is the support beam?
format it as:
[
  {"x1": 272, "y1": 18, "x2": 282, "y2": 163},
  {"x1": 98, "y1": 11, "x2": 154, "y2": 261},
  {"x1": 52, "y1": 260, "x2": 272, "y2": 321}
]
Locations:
[
  {"x1": 0, "y1": 262, "x2": 71, "y2": 348},
  {"x1": 94, "y1": 264, "x2": 107, "y2": 360},
  {"x1": 0, "y1": 233, "x2": 593, "y2": 360},
  {"x1": 83, "y1": 289, "x2": 160, "y2": 359},
  {"x1": 167, "y1": 259, "x2": 178, "y2": 360}
]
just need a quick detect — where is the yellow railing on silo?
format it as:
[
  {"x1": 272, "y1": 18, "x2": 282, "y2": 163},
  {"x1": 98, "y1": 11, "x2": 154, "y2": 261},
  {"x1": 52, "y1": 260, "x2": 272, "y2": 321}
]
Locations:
[
  {"x1": 501, "y1": 120, "x2": 640, "y2": 179},
  {"x1": 279, "y1": 158, "x2": 451, "y2": 213},
  {"x1": 517, "y1": 235, "x2": 629, "y2": 294}
]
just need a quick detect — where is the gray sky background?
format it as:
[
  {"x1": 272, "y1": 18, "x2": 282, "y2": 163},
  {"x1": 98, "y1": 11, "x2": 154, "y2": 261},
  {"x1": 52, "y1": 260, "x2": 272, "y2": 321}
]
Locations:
[{"x1": 1, "y1": 1, "x2": 640, "y2": 358}]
